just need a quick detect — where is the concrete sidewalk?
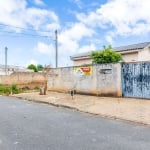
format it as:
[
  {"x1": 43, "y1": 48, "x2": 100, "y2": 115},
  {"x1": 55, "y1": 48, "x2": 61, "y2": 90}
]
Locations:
[{"x1": 13, "y1": 92, "x2": 150, "y2": 125}]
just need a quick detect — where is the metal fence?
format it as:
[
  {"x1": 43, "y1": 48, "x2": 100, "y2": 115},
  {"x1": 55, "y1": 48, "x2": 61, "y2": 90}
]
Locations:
[{"x1": 122, "y1": 62, "x2": 150, "y2": 99}]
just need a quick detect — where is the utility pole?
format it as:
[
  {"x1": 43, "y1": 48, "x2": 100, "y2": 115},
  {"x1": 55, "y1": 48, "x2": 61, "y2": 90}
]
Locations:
[
  {"x1": 5, "y1": 47, "x2": 8, "y2": 75},
  {"x1": 55, "y1": 30, "x2": 58, "y2": 68}
]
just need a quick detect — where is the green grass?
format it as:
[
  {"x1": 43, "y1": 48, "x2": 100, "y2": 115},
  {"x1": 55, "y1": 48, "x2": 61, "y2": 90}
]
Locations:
[
  {"x1": 0, "y1": 84, "x2": 21, "y2": 95},
  {"x1": 0, "y1": 84, "x2": 11, "y2": 95}
]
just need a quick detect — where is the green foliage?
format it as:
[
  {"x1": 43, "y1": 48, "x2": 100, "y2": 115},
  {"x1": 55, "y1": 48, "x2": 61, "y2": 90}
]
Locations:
[
  {"x1": 27, "y1": 64, "x2": 38, "y2": 72},
  {"x1": 3, "y1": 88, "x2": 11, "y2": 95},
  {"x1": 37, "y1": 64, "x2": 44, "y2": 71},
  {"x1": 0, "y1": 84, "x2": 21, "y2": 95},
  {"x1": 91, "y1": 45, "x2": 122, "y2": 64},
  {"x1": 27, "y1": 64, "x2": 44, "y2": 72},
  {"x1": 11, "y1": 84, "x2": 21, "y2": 94},
  {"x1": 34, "y1": 86, "x2": 39, "y2": 91},
  {"x1": 0, "y1": 84, "x2": 11, "y2": 95},
  {"x1": 0, "y1": 84, "x2": 3, "y2": 94}
]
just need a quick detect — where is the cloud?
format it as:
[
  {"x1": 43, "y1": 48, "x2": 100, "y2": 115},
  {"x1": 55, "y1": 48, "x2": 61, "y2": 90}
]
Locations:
[
  {"x1": 26, "y1": 59, "x2": 38, "y2": 66},
  {"x1": 33, "y1": 0, "x2": 45, "y2": 6},
  {"x1": 0, "y1": 0, "x2": 60, "y2": 33},
  {"x1": 56, "y1": 22, "x2": 95, "y2": 61},
  {"x1": 78, "y1": 44, "x2": 96, "y2": 53},
  {"x1": 5, "y1": 0, "x2": 150, "y2": 67},
  {"x1": 25, "y1": 8, "x2": 60, "y2": 31},
  {"x1": 105, "y1": 33, "x2": 114, "y2": 45},
  {"x1": 33, "y1": 41, "x2": 57, "y2": 67},
  {"x1": 0, "y1": 0, "x2": 98, "y2": 67},
  {"x1": 59, "y1": 22, "x2": 94, "y2": 45},
  {"x1": 34, "y1": 42, "x2": 54, "y2": 55},
  {"x1": 56, "y1": 22, "x2": 95, "y2": 55},
  {"x1": 33, "y1": 21, "x2": 96, "y2": 67},
  {"x1": 69, "y1": 0, "x2": 83, "y2": 8},
  {"x1": 76, "y1": 0, "x2": 150, "y2": 42},
  {"x1": 56, "y1": 22, "x2": 96, "y2": 66},
  {"x1": 34, "y1": 40, "x2": 75, "y2": 67}
]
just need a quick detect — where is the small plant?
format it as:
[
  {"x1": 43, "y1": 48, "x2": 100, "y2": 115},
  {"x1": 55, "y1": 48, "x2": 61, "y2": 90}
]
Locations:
[
  {"x1": 0, "y1": 85, "x2": 4, "y2": 95},
  {"x1": 3, "y1": 87, "x2": 11, "y2": 95},
  {"x1": 0, "y1": 84, "x2": 22, "y2": 95},
  {"x1": 0, "y1": 84, "x2": 11, "y2": 95},
  {"x1": 34, "y1": 86, "x2": 39, "y2": 91},
  {"x1": 11, "y1": 84, "x2": 21, "y2": 94}
]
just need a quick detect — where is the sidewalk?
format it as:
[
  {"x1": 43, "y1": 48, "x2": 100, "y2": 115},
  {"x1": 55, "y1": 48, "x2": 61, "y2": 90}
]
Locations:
[{"x1": 13, "y1": 91, "x2": 150, "y2": 125}]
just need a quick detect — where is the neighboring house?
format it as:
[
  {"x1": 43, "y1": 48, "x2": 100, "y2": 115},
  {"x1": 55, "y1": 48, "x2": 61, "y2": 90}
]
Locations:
[
  {"x1": 70, "y1": 42, "x2": 150, "y2": 66},
  {"x1": 0, "y1": 65, "x2": 33, "y2": 75}
]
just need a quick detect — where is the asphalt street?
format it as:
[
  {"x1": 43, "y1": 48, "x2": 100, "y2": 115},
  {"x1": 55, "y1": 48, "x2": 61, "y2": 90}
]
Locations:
[{"x1": 0, "y1": 96, "x2": 150, "y2": 150}]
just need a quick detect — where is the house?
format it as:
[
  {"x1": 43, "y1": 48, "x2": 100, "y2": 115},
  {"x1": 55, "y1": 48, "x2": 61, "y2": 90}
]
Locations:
[
  {"x1": 0, "y1": 65, "x2": 33, "y2": 75},
  {"x1": 70, "y1": 42, "x2": 150, "y2": 66}
]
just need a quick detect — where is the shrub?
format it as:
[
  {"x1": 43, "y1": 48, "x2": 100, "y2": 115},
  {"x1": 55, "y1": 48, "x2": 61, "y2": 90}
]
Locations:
[
  {"x1": 0, "y1": 84, "x2": 11, "y2": 95},
  {"x1": 34, "y1": 86, "x2": 39, "y2": 90},
  {"x1": 11, "y1": 84, "x2": 21, "y2": 94},
  {"x1": 91, "y1": 45, "x2": 122, "y2": 64}
]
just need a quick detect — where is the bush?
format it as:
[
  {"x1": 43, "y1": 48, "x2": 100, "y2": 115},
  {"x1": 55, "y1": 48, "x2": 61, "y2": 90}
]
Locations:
[
  {"x1": 0, "y1": 84, "x2": 22, "y2": 95},
  {"x1": 3, "y1": 87, "x2": 11, "y2": 95},
  {"x1": 11, "y1": 84, "x2": 21, "y2": 94},
  {"x1": 0, "y1": 85, "x2": 4, "y2": 95},
  {"x1": 34, "y1": 86, "x2": 39, "y2": 91},
  {"x1": 0, "y1": 84, "x2": 11, "y2": 95},
  {"x1": 27, "y1": 64, "x2": 38, "y2": 72},
  {"x1": 91, "y1": 45, "x2": 122, "y2": 64}
]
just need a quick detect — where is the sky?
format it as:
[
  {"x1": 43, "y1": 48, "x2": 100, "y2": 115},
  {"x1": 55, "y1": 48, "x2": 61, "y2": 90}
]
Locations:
[{"x1": 0, "y1": 0, "x2": 150, "y2": 68}]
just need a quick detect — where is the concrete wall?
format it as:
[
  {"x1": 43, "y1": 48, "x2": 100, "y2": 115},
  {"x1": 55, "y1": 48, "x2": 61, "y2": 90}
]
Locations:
[
  {"x1": 0, "y1": 72, "x2": 47, "y2": 89},
  {"x1": 47, "y1": 63, "x2": 122, "y2": 97}
]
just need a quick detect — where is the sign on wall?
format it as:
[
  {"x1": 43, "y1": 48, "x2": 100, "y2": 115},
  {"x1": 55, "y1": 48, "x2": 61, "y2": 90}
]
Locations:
[{"x1": 74, "y1": 66, "x2": 92, "y2": 76}]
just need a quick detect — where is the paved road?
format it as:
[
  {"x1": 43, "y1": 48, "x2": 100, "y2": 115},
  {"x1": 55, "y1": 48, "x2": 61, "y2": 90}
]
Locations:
[{"x1": 0, "y1": 96, "x2": 150, "y2": 150}]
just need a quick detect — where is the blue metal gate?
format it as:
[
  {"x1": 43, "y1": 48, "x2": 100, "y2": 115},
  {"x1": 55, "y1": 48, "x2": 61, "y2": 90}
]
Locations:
[{"x1": 122, "y1": 62, "x2": 150, "y2": 99}]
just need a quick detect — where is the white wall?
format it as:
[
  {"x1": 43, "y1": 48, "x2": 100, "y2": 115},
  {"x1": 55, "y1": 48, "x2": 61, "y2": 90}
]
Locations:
[
  {"x1": 138, "y1": 47, "x2": 150, "y2": 61},
  {"x1": 74, "y1": 58, "x2": 92, "y2": 66},
  {"x1": 121, "y1": 52, "x2": 138, "y2": 62}
]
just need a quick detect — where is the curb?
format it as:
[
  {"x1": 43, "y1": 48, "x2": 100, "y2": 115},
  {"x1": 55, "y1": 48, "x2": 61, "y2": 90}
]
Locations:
[{"x1": 13, "y1": 96, "x2": 150, "y2": 127}]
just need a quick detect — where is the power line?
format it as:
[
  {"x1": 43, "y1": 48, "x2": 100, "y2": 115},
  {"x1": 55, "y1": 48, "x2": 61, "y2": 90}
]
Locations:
[
  {"x1": 0, "y1": 30, "x2": 53, "y2": 38},
  {"x1": 0, "y1": 23, "x2": 50, "y2": 33},
  {"x1": 0, "y1": 33, "x2": 50, "y2": 39}
]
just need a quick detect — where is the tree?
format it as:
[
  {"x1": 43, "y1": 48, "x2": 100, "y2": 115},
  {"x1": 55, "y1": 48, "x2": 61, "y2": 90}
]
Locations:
[
  {"x1": 37, "y1": 64, "x2": 44, "y2": 71},
  {"x1": 91, "y1": 45, "x2": 122, "y2": 64},
  {"x1": 27, "y1": 64, "x2": 38, "y2": 72}
]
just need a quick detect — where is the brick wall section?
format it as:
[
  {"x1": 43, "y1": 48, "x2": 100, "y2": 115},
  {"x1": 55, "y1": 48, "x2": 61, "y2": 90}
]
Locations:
[
  {"x1": 0, "y1": 72, "x2": 47, "y2": 89},
  {"x1": 47, "y1": 63, "x2": 122, "y2": 97}
]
